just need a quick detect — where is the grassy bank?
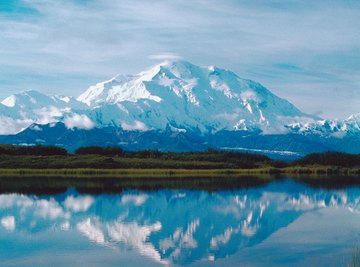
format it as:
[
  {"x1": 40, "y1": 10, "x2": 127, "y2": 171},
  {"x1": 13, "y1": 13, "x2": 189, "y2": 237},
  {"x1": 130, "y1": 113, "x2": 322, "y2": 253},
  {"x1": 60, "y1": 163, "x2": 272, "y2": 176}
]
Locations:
[
  {"x1": 0, "y1": 165, "x2": 359, "y2": 178},
  {"x1": 0, "y1": 148, "x2": 359, "y2": 179},
  {"x1": 1, "y1": 147, "x2": 360, "y2": 193},
  {"x1": 0, "y1": 172, "x2": 277, "y2": 194},
  {"x1": 1, "y1": 167, "x2": 360, "y2": 194},
  {"x1": 0, "y1": 167, "x2": 279, "y2": 178}
]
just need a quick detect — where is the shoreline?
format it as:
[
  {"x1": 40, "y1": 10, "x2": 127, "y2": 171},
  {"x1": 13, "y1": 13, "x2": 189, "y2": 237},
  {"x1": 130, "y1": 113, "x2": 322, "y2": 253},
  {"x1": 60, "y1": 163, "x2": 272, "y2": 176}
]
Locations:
[
  {"x1": 0, "y1": 166, "x2": 359, "y2": 178},
  {"x1": 0, "y1": 168, "x2": 360, "y2": 194}
]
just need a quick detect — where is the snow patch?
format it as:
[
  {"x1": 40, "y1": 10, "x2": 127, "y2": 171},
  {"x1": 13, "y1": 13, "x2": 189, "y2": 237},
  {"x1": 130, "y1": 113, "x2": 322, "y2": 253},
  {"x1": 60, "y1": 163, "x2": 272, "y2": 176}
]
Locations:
[
  {"x1": 240, "y1": 91, "x2": 257, "y2": 101},
  {"x1": 121, "y1": 120, "x2": 149, "y2": 131},
  {"x1": 1, "y1": 95, "x2": 16, "y2": 107},
  {"x1": 222, "y1": 147, "x2": 302, "y2": 156},
  {"x1": 213, "y1": 112, "x2": 238, "y2": 121},
  {"x1": 58, "y1": 96, "x2": 71, "y2": 103},
  {"x1": 30, "y1": 125, "x2": 42, "y2": 131}
]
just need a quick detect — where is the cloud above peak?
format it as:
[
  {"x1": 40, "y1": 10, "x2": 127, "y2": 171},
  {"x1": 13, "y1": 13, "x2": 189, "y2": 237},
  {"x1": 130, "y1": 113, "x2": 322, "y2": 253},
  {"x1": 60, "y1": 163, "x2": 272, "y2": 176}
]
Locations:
[
  {"x1": 64, "y1": 114, "x2": 95, "y2": 130},
  {"x1": 148, "y1": 53, "x2": 182, "y2": 61}
]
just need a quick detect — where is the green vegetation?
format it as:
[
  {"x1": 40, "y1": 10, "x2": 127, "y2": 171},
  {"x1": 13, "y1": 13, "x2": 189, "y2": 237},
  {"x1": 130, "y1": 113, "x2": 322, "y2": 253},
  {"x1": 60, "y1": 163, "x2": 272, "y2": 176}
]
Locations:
[
  {"x1": 0, "y1": 174, "x2": 277, "y2": 194},
  {"x1": 0, "y1": 145, "x2": 359, "y2": 177},
  {"x1": 287, "y1": 151, "x2": 360, "y2": 175},
  {"x1": 0, "y1": 144, "x2": 67, "y2": 156},
  {"x1": 0, "y1": 145, "x2": 360, "y2": 193},
  {"x1": 75, "y1": 146, "x2": 123, "y2": 156},
  {"x1": 294, "y1": 152, "x2": 360, "y2": 167},
  {"x1": 0, "y1": 168, "x2": 280, "y2": 178},
  {"x1": 0, "y1": 145, "x2": 280, "y2": 169}
]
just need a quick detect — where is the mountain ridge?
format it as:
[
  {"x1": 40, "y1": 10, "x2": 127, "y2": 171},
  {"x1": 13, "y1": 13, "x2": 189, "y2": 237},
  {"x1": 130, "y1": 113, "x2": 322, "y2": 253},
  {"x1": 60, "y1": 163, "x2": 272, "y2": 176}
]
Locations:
[
  {"x1": 0, "y1": 60, "x2": 359, "y2": 157},
  {"x1": 0, "y1": 60, "x2": 318, "y2": 134}
]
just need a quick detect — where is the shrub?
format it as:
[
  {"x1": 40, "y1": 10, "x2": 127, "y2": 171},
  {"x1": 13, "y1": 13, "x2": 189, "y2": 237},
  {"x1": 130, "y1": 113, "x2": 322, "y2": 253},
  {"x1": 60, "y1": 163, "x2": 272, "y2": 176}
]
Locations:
[
  {"x1": 75, "y1": 146, "x2": 123, "y2": 156},
  {"x1": 0, "y1": 145, "x2": 67, "y2": 156}
]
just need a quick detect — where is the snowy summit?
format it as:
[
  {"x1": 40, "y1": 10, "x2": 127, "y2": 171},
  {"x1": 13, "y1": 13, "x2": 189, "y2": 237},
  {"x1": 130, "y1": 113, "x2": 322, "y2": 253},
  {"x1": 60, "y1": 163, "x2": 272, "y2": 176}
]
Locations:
[
  {"x1": 0, "y1": 60, "x2": 356, "y2": 136},
  {"x1": 76, "y1": 60, "x2": 315, "y2": 133}
]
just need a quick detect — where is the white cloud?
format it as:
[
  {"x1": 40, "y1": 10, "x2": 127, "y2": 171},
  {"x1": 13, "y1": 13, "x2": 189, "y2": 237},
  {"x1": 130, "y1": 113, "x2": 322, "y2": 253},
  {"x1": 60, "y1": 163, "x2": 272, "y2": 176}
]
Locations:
[
  {"x1": 61, "y1": 221, "x2": 70, "y2": 231},
  {"x1": 121, "y1": 194, "x2": 149, "y2": 206},
  {"x1": 0, "y1": 194, "x2": 33, "y2": 210},
  {"x1": 34, "y1": 106, "x2": 64, "y2": 124},
  {"x1": 1, "y1": 216, "x2": 16, "y2": 231},
  {"x1": 0, "y1": 116, "x2": 33, "y2": 134},
  {"x1": 148, "y1": 53, "x2": 182, "y2": 61},
  {"x1": 64, "y1": 195, "x2": 94, "y2": 212},
  {"x1": 34, "y1": 198, "x2": 68, "y2": 220},
  {"x1": 64, "y1": 113, "x2": 95, "y2": 129}
]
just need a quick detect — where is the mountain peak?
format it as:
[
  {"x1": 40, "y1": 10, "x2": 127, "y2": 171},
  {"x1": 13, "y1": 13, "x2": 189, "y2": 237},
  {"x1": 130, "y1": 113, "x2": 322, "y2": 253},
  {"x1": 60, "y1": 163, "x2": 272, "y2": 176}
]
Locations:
[
  {"x1": 75, "y1": 60, "x2": 316, "y2": 133},
  {"x1": 1, "y1": 89, "x2": 49, "y2": 108}
]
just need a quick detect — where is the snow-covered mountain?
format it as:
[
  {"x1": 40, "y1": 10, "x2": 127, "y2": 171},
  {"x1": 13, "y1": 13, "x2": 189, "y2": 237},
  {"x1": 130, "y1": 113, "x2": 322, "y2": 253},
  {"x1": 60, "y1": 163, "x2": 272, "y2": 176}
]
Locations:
[
  {"x1": 77, "y1": 60, "x2": 316, "y2": 133},
  {"x1": 287, "y1": 113, "x2": 360, "y2": 136},
  {"x1": 0, "y1": 60, "x2": 318, "y2": 135},
  {"x1": 0, "y1": 90, "x2": 89, "y2": 134},
  {"x1": 0, "y1": 60, "x2": 359, "y2": 155}
]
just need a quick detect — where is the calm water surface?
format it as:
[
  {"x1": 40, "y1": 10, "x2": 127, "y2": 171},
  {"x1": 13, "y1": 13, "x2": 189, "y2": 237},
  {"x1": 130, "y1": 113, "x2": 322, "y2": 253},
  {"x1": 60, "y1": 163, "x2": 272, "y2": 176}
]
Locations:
[{"x1": 1, "y1": 178, "x2": 360, "y2": 267}]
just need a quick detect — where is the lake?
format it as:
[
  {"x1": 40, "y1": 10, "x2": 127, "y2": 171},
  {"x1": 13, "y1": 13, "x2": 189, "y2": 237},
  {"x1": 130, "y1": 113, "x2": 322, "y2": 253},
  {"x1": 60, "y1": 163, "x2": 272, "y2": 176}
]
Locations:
[{"x1": 1, "y1": 176, "x2": 360, "y2": 266}]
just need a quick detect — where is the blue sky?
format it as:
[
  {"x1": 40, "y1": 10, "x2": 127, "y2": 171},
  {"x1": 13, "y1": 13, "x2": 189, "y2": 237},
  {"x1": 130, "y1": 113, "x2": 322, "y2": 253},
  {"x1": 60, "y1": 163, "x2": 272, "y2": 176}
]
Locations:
[{"x1": 0, "y1": 0, "x2": 360, "y2": 119}]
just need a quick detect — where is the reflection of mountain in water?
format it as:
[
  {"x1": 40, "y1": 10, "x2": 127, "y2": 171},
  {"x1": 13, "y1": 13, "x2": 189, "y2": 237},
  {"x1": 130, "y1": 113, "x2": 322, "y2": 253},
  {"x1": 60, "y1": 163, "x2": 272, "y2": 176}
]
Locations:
[{"x1": 0, "y1": 180, "x2": 359, "y2": 265}]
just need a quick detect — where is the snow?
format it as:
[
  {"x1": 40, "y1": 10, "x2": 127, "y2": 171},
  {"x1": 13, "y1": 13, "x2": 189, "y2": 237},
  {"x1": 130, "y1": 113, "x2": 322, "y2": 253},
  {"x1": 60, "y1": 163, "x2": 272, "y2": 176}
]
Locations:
[
  {"x1": 0, "y1": 90, "x2": 89, "y2": 133},
  {"x1": 57, "y1": 96, "x2": 71, "y2": 103},
  {"x1": 77, "y1": 77, "x2": 115, "y2": 106},
  {"x1": 1, "y1": 95, "x2": 16, "y2": 107},
  {"x1": 120, "y1": 120, "x2": 149, "y2": 131},
  {"x1": 286, "y1": 113, "x2": 360, "y2": 136},
  {"x1": 0, "y1": 60, "x2": 358, "y2": 136},
  {"x1": 222, "y1": 147, "x2": 302, "y2": 156},
  {"x1": 77, "y1": 69, "x2": 163, "y2": 107}
]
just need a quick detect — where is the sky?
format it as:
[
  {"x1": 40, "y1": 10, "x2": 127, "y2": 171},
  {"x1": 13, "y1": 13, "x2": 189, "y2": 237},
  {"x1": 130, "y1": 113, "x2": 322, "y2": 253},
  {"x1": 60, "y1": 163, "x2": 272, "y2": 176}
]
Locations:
[{"x1": 0, "y1": 0, "x2": 360, "y2": 119}]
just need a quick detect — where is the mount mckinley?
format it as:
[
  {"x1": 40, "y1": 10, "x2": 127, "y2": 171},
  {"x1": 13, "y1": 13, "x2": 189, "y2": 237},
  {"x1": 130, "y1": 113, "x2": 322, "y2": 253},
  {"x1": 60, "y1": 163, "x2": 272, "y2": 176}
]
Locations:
[{"x1": 1, "y1": 60, "x2": 359, "y2": 158}]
